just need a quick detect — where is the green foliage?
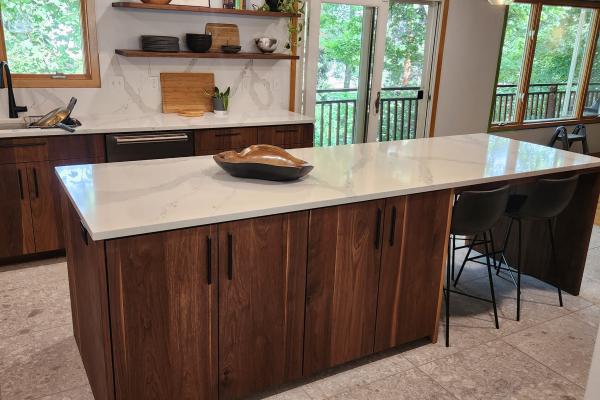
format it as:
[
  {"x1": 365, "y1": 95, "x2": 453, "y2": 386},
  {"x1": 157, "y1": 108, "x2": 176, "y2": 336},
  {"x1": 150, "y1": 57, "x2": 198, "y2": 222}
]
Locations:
[
  {"x1": 1, "y1": 0, "x2": 84, "y2": 74},
  {"x1": 213, "y1": 86, "x2": 231, "y2": 110}
]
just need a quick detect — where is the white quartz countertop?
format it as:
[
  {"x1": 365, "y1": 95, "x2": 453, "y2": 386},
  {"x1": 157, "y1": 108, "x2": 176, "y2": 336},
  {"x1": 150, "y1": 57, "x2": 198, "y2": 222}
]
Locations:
[
  {"x1": 57, "y1": 133, "x2": 600, "y2": 241},
  {"x1": 0, "y1": 110, "x2": 314, "y2": 139}
]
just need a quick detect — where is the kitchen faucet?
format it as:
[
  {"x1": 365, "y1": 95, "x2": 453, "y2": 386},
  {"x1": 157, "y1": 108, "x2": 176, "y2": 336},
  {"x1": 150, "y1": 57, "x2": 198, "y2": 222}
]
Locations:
[{"x1": 0, "y1": 61, "x2": 27, "y2": 118}]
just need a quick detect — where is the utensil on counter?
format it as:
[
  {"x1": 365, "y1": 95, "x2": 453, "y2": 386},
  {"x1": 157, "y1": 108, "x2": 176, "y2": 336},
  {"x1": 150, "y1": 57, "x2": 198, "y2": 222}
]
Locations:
[
  {"x1": 160, "y1": 72, "x2": 215, "y2": 114},
  {"x1": 213, "y1": 144, "x2": 314, "y2": 181},
  {"x1": 221, "y1": 45, "x2": 241, "y2": 54},
  {"x1": 186, "y1": 33, "x2": 212, "y2": 53},
  {"x1": 30, "y1": 97, "x2": 79, "y2": 132},
  {"x1": 205, "y1": 23, "x2": 240, "y2": 52},
  {"x1": 254, "y1": 37, "x2": 277, "y2": 53}
]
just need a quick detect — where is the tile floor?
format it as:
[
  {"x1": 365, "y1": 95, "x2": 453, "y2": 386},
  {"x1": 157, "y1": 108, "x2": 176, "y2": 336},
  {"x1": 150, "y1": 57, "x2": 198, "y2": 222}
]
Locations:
[{"x1": 2, "y1": 228, "x2": 600, "y2": 400}]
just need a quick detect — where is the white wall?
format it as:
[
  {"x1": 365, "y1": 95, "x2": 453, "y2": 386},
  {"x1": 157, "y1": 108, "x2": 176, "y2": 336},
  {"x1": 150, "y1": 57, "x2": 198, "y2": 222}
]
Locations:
[
  {"x1": 434, "y1": 0, "x2": 600, "y2": 153},
  {"x1": 0, "y1": 0, "x2": 293, "y2": 117}
]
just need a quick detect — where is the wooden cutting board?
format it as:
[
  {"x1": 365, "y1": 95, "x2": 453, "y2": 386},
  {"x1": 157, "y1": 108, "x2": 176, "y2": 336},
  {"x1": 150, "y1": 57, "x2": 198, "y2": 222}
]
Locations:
[
  {"x1": 160, "y1": 73, "x2": 214, "y2": 114},
  {"x1": 205, "y1": 23, "x2": 240, "y2": 52}
]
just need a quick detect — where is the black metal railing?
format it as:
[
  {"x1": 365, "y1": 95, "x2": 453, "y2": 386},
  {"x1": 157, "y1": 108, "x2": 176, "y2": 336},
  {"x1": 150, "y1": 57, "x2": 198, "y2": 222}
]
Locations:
[
  {"x1": 493, "y1": 83, "x2": 600, "y2": 124},
  {"x1": 315, "y1": 87, "x2": 420, "y2": 147}
]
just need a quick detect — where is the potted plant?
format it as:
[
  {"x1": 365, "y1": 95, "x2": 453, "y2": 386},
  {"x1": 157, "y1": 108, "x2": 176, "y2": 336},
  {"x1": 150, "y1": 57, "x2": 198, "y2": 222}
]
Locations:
[{"x1": 211, "y1": 86, "x2": 231, "y2": 116}]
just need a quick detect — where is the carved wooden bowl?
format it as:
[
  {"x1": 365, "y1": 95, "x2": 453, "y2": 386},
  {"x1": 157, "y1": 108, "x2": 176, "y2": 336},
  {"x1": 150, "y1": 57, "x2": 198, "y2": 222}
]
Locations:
[{"x1": 213, "y1": 144, "x2": 314, "y2": 181}]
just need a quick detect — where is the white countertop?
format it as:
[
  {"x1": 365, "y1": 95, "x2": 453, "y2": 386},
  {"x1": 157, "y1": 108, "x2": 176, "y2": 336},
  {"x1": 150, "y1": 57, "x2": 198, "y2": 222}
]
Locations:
[
  {"x1": 57, "y1": 133, "x2": 600, "y2": 241},
  {"x1": 0, "y1": 110, "x2": 314, "y2": 139}
]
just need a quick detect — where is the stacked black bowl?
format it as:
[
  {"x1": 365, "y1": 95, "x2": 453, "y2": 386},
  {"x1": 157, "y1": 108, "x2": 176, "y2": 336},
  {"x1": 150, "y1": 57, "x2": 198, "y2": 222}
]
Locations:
[
  {"x1": 141, "y1": 35, "x2": 180, "y2": 52},
  {"x1": 186, "y1": 34, "x2": 212, "y2": 53}
]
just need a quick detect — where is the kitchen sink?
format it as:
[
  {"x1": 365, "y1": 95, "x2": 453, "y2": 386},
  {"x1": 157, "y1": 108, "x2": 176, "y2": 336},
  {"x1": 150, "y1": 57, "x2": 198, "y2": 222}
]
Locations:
[{"x1": 0, "y1": 120, "x2": 30, "y2": 130}]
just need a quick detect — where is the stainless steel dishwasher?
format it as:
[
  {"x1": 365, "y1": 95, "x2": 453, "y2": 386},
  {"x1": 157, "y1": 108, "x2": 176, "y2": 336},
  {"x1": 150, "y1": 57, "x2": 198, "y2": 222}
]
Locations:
[{"x1": 105, "y1": 131, "x2": 194, "y2": 162}]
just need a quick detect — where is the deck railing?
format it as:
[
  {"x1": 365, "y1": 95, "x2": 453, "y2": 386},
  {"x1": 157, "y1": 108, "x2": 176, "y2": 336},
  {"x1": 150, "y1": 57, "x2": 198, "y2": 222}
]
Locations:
[
  {"x1": 315, "y1": 87, "x2": 420, "y2": 147},
  {"x1": 493, "y1": 83, "x2": 600, "y2": 124}
]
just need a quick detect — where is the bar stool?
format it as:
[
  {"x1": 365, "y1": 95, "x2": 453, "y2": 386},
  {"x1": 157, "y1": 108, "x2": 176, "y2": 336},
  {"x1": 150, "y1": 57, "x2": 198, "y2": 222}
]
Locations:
[
  {"x1": 445, "y1": 185, "x2": 510, "y2": 347},
  {"x1": 496, "y1": 175, "x2": 579, "y2": 321},
  {"x1": 548, "y1": 125, "x2": 589, "y2": 155}
]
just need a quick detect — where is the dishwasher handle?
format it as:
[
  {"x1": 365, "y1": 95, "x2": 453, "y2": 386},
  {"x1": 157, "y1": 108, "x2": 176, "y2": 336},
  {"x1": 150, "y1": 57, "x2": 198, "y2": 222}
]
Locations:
[{"x1": 113, "y1": 133, "x2": 190, "y2": 145}]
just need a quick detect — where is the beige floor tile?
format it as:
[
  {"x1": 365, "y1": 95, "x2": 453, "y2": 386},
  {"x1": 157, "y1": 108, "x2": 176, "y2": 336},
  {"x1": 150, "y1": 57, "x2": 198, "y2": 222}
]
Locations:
[
  {"x1": 329, "y1": 368, "x2": 455, "y2": 400},
  {"x1": 0, "y1": 278, "x2": 72, "y2": 339},
  {"x1": 572, "y1": 304, "x2": 600, "y2": 328},
  {"x1": 37, "y1": 384, "x2": 94, "y2": 400},
  {"x1": 0, "y1": 259, "x2": 67, "y2": 292},
  {"x1": 302, "y1": 353, "x2": 414, "y2": 399},
  {"x1": 503, "y1": 315, "x2": 597, "y2": 387},
  {"x1": 0, "y1": 325, "x2": 88, "y2": 400},
  {"x1": 419, "y1": 340, "x2": 585, "y2": 400},
  {"x1": 260, "y1": 387, "x2": 312, "y2": 400},
  {"x1": 588, "y1": 226, "x2": 600, "y2": 249},
  {"x1": 578, "y1": 275, "x2": 600, "y2": 304}
]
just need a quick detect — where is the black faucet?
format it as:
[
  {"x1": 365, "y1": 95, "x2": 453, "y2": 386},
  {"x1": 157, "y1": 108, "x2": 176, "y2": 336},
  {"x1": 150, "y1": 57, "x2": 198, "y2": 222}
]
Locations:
[{"x1": 0, "y1": 61, "x2": 27, "y2": 118}]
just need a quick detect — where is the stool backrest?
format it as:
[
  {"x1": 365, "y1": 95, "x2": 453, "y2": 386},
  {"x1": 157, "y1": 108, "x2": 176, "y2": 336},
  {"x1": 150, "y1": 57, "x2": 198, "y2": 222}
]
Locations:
[
  {"x1": 516, "y1": 175, "x2": 579, "y2": 220},
  {"x1": 452, "y1": 185, "x2": 510, "y2": 236}
]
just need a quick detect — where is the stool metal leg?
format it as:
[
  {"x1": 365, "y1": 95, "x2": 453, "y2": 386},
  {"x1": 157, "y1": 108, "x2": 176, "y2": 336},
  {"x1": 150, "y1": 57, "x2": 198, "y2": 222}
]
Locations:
[
  {"x1": 484, "y1": 232, "x2": 500, "y2": 329},
  {"x1": 547, "y1": 218, "x2": 564, "y2": 307},
  {"x1": 517, "y1": 218, "x2": 522, "y2": 321},
  {"x1": 454, "y1": 233, "x2": 477, "y2": 287},
  {"x1": 452, "y1": 235, "x2": 456, "y2": 280},
  {"x1": 498, "y1": 218, "x2": 514, "y2": 276},
  {"x1": 446, "y1": 235, "x2": 451, "y2": 347}
]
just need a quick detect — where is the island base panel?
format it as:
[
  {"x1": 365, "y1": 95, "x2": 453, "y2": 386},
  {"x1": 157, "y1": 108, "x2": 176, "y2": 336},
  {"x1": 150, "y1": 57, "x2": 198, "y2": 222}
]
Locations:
[{"x1": 487, "y1": 171, "x2": 600, "y2": 295}]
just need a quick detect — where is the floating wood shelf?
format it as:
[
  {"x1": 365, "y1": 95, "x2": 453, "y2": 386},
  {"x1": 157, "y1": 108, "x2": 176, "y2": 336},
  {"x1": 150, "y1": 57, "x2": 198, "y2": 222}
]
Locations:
[
  {"x1": 115, "y1": 49, "x2": 299, "y2": 60},
  {"x1": 112, "y1": 2, "x2": 300, "y2": 17}
]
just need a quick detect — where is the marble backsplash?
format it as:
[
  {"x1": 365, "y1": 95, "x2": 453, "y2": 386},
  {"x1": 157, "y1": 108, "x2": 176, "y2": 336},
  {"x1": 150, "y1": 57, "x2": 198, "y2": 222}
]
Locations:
[{"x1": 0, "y1": 0, "x2": 298, "y2": 118}]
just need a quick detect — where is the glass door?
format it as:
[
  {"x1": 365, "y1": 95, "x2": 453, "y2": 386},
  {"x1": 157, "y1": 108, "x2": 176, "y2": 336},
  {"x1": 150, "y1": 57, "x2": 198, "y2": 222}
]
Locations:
[
  {"x1": 305, "y1": 0, "x2": 440, "y2": 146},
  {"x1": 368, "y1": 0, "x2": 440, "y2": 142}
]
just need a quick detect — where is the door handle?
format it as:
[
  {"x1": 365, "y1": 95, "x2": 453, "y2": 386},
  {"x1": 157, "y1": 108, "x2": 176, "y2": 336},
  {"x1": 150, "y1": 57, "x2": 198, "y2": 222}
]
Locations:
[
  {"x1": 17, "y1": 169, "x2": 24, "y2": 200},
  {"x1": 80, "y1": 222, "x2": 89, "y2": 246},
  {"x1": 417, "y1": 90, "x2": 424, "y2": 100},
  {"x1": 113, "y1": 133, "x2": 190, "y2": 144},
  {"x1": 389, "y1": 206, "x2": 397, "y2": 246},
  {"x1": 375, "y1": 208, "x2": 382, "y2": 249},
  {"x1": 227, "y1": 233, "x2": 233, "y2": 280},
  {"x1": 206, "y1": 236, "x2": 213, "y2": 285},
  {"x1": 375, "y1": 91, "x2": 381, "y2": 114},
  {"x1": 32, "y1": 167, "x2": 39, "y2": 198}
]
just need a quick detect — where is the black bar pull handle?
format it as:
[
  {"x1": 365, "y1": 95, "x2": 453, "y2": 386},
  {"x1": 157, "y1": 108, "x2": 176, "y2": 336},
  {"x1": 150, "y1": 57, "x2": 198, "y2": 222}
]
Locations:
[
  {"x1": 17, "y1": 169, "x2": 24, "y2": 200},
  {"x1": 375, "y1": 208, "x2": 382, "y2": 249},
  {"x1": 80, "y1": 222, "x2": 89, "y2": 246},
  {"x1": 389, "y1": 206, "x2": 397, "y2": 246},
  {"x1": 227, "y1": 233, "x2": 233, "y2": 280},
  {"x1": 206, "y1": 236, "x2": 212, "y2": 285},
  {"x1": 32, "y1": 168, "x2": 39, "y2": 198}
]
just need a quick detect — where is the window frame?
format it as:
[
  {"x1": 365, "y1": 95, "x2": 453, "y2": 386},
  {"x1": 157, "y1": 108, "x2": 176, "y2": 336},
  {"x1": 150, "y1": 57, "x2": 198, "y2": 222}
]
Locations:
[
  {"x1": 0, "y1": 0, "x2": 100, "y2": 88},
  {"x1": 489, "y1": 0, "x2": 600, "y2": 131}
]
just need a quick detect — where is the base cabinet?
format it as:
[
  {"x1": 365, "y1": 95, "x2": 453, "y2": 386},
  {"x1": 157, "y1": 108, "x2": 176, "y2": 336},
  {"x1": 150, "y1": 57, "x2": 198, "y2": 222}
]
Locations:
[{"x1": 63, "y1": 190, "x2": 451, "y2": 400}]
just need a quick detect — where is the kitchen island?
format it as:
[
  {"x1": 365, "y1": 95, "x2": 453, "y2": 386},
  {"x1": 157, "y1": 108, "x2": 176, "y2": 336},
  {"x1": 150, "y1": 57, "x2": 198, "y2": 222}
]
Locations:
[{"x1": 57, "y1": 134, "x2": 600, "y2": 400}]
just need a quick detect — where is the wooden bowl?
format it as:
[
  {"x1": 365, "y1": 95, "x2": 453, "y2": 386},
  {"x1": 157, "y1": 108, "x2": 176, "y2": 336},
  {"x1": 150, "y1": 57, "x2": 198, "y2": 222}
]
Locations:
[
  {"x1": 141, "y1": 0, "x2": 172, "y2": 4},
  {"x1": 213, "y1": 145, "x2": 313, "y2": 181}
]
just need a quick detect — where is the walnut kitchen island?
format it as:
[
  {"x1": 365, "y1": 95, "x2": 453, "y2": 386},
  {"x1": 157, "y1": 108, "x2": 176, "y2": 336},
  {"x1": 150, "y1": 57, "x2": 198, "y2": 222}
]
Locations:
[{"x1": 57, "y1": 134, "x2": 600, "y2": 400}]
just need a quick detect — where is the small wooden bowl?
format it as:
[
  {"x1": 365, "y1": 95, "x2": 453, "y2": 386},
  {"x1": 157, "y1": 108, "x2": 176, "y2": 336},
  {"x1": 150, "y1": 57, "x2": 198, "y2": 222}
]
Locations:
[{"x1": 213, "y1": 144, "x2": 313, "y2": 181}]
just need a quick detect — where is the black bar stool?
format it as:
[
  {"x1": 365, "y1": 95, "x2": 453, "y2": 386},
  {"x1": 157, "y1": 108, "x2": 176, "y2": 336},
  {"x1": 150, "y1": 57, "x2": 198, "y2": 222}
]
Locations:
[
  {"x1": 496, "y1": 175, "x2": 579, "y2": 321},
  {"x1": 548, "y1": 125, "x2": 589, "y2": 155},
  {"x1": 445, "y1": 185, "x2": 510, "y2": 347}
]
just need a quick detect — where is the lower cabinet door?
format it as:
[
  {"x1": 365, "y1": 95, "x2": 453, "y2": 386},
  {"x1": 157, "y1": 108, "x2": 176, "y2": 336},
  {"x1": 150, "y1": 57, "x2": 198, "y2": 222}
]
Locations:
[
  {"x1": 375, "y1": 190, "x2": 453, "y2": 351},
  {"x1": 106, "y1": 226, "x2": 219, "y2": 400},
  {"x1": 30, "y1": 159, "x2": 100, "y2": 253},
  {"x1": 304, "y1": 200, "x2": 385, "y2": 376},
  {"x1": 0, "y1": 163, "x2": 35, "y2": 258},
  {"x1": 218, "y1": 212, "x2": 308, "y2": 400}
]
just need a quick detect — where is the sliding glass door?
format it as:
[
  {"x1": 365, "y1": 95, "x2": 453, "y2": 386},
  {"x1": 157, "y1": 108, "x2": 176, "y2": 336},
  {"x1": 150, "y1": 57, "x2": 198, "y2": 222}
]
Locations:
[{"x1": 305, "y1": 0, "x2": 441, "y2": 146}]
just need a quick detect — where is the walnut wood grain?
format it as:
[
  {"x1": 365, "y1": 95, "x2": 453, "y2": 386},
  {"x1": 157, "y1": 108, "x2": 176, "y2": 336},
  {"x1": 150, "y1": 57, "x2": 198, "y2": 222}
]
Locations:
[
  {"x1": 106, "y1": 226, "x2": 218, "y2": 400},
  {"x1": 304, "y1": 200, "x2": 385, "y2": 376},
  {"x1": 61, "y1": 192, "x2": 113, "y2": 400},
  {"x1": 0, "y1": 135, "x2": 105, "y2": 165},
  {"x1": 257, "y1": 124, "x2": 314, "y2": 148},
  {"x1": 112, "y1": 1, "x2": 300, "y2": 17},
  {"x1": 374, "y1": 190, "x2": 453, "y2": 351},
  {"x1": 115, "y1": 49, "x2": 300, "y2": 60},
  {"x1": 487, "y1": 172, "x2": 600, "y2": 295},
  {"x1": 0, "y1": 163, "x2": 35, "y2": 258},
  {"x1": 195, "y1": 127, "x2": 258, "y2": 156},
  {"x1": 218, "y1": 212, "x2": 308, "y2": 400}
]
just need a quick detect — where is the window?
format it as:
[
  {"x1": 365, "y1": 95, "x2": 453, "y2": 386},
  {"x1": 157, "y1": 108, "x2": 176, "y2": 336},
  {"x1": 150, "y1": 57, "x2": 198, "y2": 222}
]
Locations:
[
  {"x1": 491, "y1": 0, "x2": 600, "y2": 130},
  {"x1": 0, "y1": 0, "x2": 100, "y2": 87}
]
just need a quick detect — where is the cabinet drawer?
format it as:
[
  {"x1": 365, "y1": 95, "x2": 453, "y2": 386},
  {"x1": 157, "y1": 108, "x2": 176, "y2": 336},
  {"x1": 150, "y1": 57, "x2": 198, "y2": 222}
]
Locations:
[
  {"x1": 258, "y1": 124, "x2": 313, "y2": 148},
  {"x1": 0, "y1": 135, "x2": 105, "y2": 164},
  {"x1": 196, "y1": 127, "x2": 258, "y2": 156}
]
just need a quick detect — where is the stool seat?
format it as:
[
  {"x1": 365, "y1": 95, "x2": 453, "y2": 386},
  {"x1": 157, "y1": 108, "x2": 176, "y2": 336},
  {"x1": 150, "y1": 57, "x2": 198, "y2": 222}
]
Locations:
[{"x1": 549, "y1": 125, "x2": 589, "y2": 155}]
